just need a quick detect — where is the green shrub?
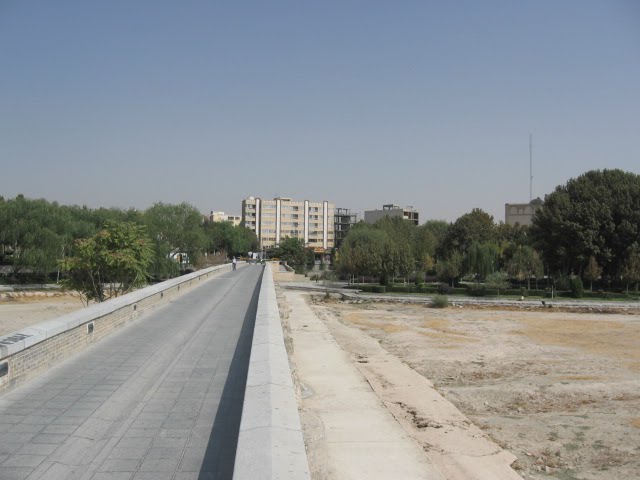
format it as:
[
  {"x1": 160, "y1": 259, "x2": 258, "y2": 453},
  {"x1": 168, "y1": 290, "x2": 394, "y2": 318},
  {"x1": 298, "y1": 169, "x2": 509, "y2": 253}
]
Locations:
[
  {"x1": 389, "y1": 284, "x2": 416, "y2": 294},
  {"x1": 431, "y1": 294, "x2": 449, "y2": 308},
  {"x1": 570, "y1": 276, "x2": 584, "y2": 298},
  {"x1": 555, "y1": 275, "x2": 570, "y2": 291},
  {"x1": 419, "y1": 285, "x2": 438, "y2": 294},
  {"x1": 467, "y1": 285, "x2": 487, "y2": 297}
]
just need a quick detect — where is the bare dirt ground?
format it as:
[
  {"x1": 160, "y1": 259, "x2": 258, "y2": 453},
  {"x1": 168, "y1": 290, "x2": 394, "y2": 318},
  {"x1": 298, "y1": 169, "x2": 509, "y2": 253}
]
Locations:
[
  {"x1": 306, "y1": 295, "x2": 640, "y2": 480},
  {"x1": 0, "y1": 292, "x2": 84, "y2": 337}
]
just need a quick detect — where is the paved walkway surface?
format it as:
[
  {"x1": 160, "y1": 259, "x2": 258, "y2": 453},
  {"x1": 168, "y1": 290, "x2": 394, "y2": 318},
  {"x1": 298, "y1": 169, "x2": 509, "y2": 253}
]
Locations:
[{"x1": 0, "y1": 265, "x2": 263, "y2": 480}]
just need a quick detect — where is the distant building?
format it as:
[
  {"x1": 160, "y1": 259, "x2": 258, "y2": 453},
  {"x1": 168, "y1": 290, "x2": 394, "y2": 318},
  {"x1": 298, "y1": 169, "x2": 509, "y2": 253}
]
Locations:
[
  {"x1": 504, "y1": 198, "x2": 543, "y2": 226},
  {"x1": 208, "y1": 211, "x2": 241, "y2": 227},
  {"x1": 241, "y1": 196, "x2": 334, "y2": 252},
  {"x1": 334, "y1": 208, "x2": 358, "y2": 248},
  {"x1": 364, "y1": 204, "x2": 419, "y2": 226}
]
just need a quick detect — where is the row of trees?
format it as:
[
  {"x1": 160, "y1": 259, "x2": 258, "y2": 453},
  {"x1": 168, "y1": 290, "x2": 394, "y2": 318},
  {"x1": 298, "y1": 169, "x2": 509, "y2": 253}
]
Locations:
[
  {"x1": 336, "y1": 213, "x2": 540, "y2": 286},
  {"x1": 0, "y1": 195, "x2": 258, "y2": 283},
  {"x1": 336, "y1": 169, "x2": 640, "y2": 292}
]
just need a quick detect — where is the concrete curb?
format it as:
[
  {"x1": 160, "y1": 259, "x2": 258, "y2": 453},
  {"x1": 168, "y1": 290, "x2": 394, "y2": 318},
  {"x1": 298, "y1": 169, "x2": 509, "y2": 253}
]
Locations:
[{"x1": 234, "y1": 263, "x2": 311, "y2": 480}]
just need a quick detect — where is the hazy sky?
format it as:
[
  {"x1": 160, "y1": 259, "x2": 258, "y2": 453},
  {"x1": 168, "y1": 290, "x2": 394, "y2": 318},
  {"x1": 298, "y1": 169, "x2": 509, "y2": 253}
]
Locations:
[{"x1": 1, "y1": 1, "x2": 639, "y2": 222}]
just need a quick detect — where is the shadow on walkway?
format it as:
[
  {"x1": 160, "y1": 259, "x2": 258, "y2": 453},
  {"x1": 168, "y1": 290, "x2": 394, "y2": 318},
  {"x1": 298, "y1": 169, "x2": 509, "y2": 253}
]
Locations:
[{"x1": 198, "y1": 268, "x2": 263, "y2": 480}]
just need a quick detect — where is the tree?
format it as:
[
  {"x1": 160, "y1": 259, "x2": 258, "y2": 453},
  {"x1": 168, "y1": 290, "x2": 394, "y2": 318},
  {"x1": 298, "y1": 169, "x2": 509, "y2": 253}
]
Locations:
[
  {"x1": 583, "y1": 256, "x2": 601, "y2": 292},
  {"x1": 272, "y1": 237, "x2": 314, "y2": 272},
  {"x1": 621, "y1": 245, "x2": 640, "y2": 293},
  {"x1": 485, "y1": 271, "x2": 509, "y2": 295},
  {"x1": 531, "y1": 169, "x2": 640, "y2": 280},
  {"x1": 413, "y1": 224, "x2": 438, "y2": 282},
  {"x1": 506, "y1": 245, "x2": 544, "y2": 290},
  {"x1": 436, "y1": 251, "x2": 463, "y2": 287},
  {"x1": 229, "y1": 226, "x2": 259, "y2": 257},
  {"x1": 336, "y1": 225, "x2": 386, "y2": 281},
  {"x1": 143, "y1": 203, "x2": 206, "y2": 279},
  {"x1": 374, "y1": 216, "x2": 415, "y2": 284},
  {"x1": 0, "y1": 195, "x2": 76, "y2": 278},
  {"x1": 421, "y1": 220, "x2": 450, "y2": 256},
  {"x1": 60, "y1": 222, "x2": 153, "y2": 305},
  {"x1": 465, "y1": 242, "x2": 501, "y2": 281},
  {"x1": 495, "y1": 222, "x2": 531, "y2": 248},
  {"x1": 438, "y1": 209, "x2": 495, "y2": 258}
]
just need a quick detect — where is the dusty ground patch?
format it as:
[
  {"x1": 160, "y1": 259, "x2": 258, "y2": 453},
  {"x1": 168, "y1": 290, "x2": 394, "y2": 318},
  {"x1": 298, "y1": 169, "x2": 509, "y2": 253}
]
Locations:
[
  {"x1": 0, "y1": 292, "x2": 84, "y2": 336},
  {"x1": 311, "y1": 297, "x2": 640, "y2": 480}
]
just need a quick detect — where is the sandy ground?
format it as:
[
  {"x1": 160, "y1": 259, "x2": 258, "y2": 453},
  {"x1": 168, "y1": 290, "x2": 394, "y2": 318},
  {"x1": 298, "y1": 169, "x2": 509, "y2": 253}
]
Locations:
[
  {"x1": 280, "y1": 289, "x2": 524, "y2": 480},
  {"x1": 0, "y1": 292, "x2": 84, "y2": 337},
  {"x1": 4, "y1": 286, "x2": 638, "y2": 479},
  {"x1": 300, "y1": 294, "x2": 640, "y2": 480}
]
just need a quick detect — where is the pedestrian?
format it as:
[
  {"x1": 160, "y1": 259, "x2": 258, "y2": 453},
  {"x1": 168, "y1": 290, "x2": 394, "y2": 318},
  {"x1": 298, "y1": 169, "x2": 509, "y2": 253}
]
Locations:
[{"x1": 232, "y1": 256, "x2": 237, "y2": 271}]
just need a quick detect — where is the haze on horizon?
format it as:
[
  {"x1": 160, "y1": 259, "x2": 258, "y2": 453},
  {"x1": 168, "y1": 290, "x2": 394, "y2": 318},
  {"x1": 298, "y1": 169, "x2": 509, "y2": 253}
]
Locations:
[{"x1": 1, "y1": 1, "x2": 639, "y2": 223}]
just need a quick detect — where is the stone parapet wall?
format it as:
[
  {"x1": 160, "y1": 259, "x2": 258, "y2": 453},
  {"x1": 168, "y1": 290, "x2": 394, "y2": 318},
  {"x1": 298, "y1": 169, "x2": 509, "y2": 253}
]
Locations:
[
  {"x1": 0, "y1": 264, "x2": 231, "y2": 392},
  {"x1": 233, "y1": 263, "x2": 310, "y2": 479}
]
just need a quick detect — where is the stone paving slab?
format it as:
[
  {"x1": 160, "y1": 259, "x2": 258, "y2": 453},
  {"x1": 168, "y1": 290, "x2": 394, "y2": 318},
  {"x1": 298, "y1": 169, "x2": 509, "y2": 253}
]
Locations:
[{"x1": 0, "y1": 266, "x2": 262, "y2": 480}]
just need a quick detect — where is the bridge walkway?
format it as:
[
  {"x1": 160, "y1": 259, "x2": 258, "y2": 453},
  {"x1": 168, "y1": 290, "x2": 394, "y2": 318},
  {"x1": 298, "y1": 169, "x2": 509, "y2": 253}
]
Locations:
[{"x1": 0, "y1": 265, "x2": 263, "y2": 480}]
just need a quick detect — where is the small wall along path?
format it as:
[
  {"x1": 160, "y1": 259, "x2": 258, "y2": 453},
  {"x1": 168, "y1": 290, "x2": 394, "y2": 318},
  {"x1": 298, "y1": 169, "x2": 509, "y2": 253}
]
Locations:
[{"x1": 0, "y1": 264, "x2": 231, "y2": 393}]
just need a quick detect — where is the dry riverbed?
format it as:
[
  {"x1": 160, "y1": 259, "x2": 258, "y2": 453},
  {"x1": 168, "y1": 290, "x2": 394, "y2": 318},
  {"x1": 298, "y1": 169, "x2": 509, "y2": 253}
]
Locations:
[
  {"x1": 303, "y1": 295, "x2": 640, "y2": 480},
  {"x1": 0, "y1": 291, "x2": 84, "y2": 337}
]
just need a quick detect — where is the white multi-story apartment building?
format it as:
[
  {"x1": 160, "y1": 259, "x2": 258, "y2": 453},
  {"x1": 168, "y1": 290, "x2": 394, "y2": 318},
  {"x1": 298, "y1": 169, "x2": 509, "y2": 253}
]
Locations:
[{"x1": 241, "y1": 196, "x2": 335, "y2": 252}]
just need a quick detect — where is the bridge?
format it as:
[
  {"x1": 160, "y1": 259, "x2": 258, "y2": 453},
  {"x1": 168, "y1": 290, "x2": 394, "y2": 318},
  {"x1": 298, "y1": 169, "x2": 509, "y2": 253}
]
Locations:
[{"x1": 0, "y1": 263, "x2": 308, "y2": 480}]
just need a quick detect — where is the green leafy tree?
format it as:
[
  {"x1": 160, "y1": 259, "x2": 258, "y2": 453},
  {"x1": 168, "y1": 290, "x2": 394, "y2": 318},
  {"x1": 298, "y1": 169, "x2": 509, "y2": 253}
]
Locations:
[
  {"x1": 621, "y1": 245, "x2": 640, "y2": 293},
  {"x1": 373, "y1": 216, "x2": 417, "y2": 284},
  {"x1": 272, "y1": 237, "x2": 314, "y2": 272},
  {"x1": 203, "y1": 221, "x2": 258, "y2": 259},
  {"x1": 436, "y1": 251, "x2": 463, "y2": 287},
  {"x1": 531, "y1": 169, "x2": 640, "y2": 280},
  {"x1": 465, "y1": 242, "x2": 501, "y2": 281},
  {"x1": 583, "y1": 255, "x2": 601, "y2": 292},
  {"x1": 421, "y1": 220, "x2": 450, "y2": 256},
  {"x1": 229, "y1": 226, "x2": 259, "y2": 257},
  {"x1": 336, "y1": 225, "x2": 386, "y2": 281},
  {"x1": 569, "y1": 276, "x2": 584, "y2": 298},
  {"x1": 506, "y1": 245, "x2": 544, "y2": 290},
  {"x1": 60, "y1": 222, "x2": 153, "y2": 305},
  {"x1": 438, "y1": 209, "x2": 496, "y2": 258},
  {"x1": 143, "y1": 202, "x2": 206, "y2": 279},
  {"x1": 485, "y1": 271, "x2": 509, "y2": 295},
  {"x1": 0, "y1": 195, "x2": 76, "y2": 278},
  {"x1": 413, "y1": 223, "x2": 439, "y2": 281}
]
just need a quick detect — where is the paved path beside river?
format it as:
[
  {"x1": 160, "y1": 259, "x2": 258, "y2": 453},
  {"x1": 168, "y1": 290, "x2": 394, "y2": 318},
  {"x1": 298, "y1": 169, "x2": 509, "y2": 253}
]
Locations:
[{"x1": 0, "y1": 266, "x2": 263, "y2": 480}]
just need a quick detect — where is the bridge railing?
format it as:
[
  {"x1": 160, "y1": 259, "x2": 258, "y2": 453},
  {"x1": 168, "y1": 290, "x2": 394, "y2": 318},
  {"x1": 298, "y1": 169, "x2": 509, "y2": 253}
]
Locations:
[
  {"x1": 0, "y1": 264, "x2": 231, "y2": 393},
  {"x1": 233, "y1": 262, "x2": 311, "y2": 479}
]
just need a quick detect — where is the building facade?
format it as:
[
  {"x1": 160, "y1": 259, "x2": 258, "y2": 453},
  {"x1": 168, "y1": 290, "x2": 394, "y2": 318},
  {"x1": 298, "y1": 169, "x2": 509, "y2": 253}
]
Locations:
[
  {"x1": 364, "y1": 204, "x2": 419, "y2": 225},
  {"x1": 334, "y1": 208, "x2": 358, "y2": 249},
  {"x1": 504, "y1": 198, "x2": 543, "y2": 226},
  {"x1": 241, "y1": 196, "x2": 335, "y2": 252},
  {"x1": 208, "y1": 211, "x2": 241, "y2": 226}
]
